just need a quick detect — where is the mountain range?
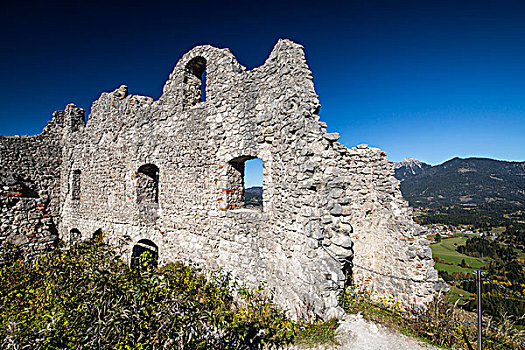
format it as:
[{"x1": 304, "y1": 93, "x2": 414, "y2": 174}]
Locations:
[
  {"x1": 394, "y1": 157, "x2": 525, "y2": 208},
  {"x1": 244, "y1": 186, "x2": 263, "y2": 208}
]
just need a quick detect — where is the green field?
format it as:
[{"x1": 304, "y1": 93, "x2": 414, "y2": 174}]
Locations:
[
  {"x1": 430, "y1": 236, "x2": 485, "y2": 303},
  {"x1": 431, "y1": 237, "x2": 486, "y2": 273},
  {"x1": 434, "y1": 262, "x2": 475, "y2": 274},
  {"x1": 446, "y1": 284, "x2": 474, "y2": 304}
]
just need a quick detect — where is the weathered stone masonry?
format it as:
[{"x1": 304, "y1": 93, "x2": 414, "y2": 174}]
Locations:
[{"x1": 0, "y1": 39, "x2": 440, "y2": 318}]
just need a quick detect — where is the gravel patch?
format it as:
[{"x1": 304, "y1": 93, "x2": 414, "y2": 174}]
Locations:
[{"x1": 289, "y1": 313, "x2": 443, "y2": 350}]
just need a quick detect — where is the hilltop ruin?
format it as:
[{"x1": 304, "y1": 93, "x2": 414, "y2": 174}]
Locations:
[{"x1": 0, "y1": 39, "x2": 440, "y2": 318}]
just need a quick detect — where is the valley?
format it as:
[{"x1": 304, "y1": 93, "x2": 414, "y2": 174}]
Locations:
[{"x1": 395, "y1": 156, "x2": 525, "y2": 328}]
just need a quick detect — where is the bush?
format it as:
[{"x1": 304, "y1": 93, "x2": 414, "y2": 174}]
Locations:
[{"x1": 0, "y1": 241, "x2": 296, "y2": 349}]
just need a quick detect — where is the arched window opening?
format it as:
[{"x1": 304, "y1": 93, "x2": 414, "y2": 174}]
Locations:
[
  {"x1": 130, "y1": 239, "x2": 158, "y2": 271},
  {"x1": 227, "y1": 157, "x2": 263, "y2": 210},
  {"x1": 69, "y1": 228, "x2": 81, "y2": 242},
  {"x1": 136, "y1": 164, "x2": 159, "y2": 204},
  {"x1": 183, "y1": 56, "x2": 207, "y2": 107},
  {"x1": 71, "y1": 170, "x2": 81, "y2": 200}
]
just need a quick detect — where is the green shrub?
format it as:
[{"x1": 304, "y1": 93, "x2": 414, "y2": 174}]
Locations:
[{"x1": 0, "y1": 241, "x2": 296, "y2": 349}]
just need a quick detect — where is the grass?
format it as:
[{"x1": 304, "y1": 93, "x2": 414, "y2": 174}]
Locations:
[
  {"x1": 446, "y1": 285, "x2": 474, "y2": 305},
  {"x1": 294, "y1": 318, "x2": 339, "y2": 347},
  {"x1": 434, "y1": 262, "x2": 474, "y2": 274},
  {"x1": 431, "y1": 237, "x2": 486, "y2": 272},
  {"x1": 431, "y1": 236, "x2": 485, "y2": 305}
]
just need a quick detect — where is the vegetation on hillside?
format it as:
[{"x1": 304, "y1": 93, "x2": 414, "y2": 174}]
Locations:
[
  {"x1": 2, "y1": 225, "x2": 524, "y2": 348},
  {"x1": 395, "y1": 156, "x2": 525, "y2": 347},
  {"x1": 431, "y1": 236, "x2": 485, "y2": 274},
  {"x1": 456, "y1": 236, "x2": 517, "y2": 261},
  {"x1": 415, "y1": 203, "x2": 525, "y2": 249},
  {"x1": 430, "y1": 234, "x2": 525, "y2": 323},
  {"x1": 396, "y1": 157, "x2": 525, "y2": 208},
  {"x1": 1, "y1": 240, "x2": 339, "y2": 349},
  {"x1": 454, "y1": 237, "x2": 525, "y2": 325},
  {"x1": 339, "y1": 286, "x2": 524, "y2": 349}
]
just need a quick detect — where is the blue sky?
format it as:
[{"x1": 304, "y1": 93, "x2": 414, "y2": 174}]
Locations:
[
  {"x1": 1, "y1": 0, "x2": 524, "y2": 166},
  {"x1": 245, "y1": 159, "x2": 263, "y2": 188}
]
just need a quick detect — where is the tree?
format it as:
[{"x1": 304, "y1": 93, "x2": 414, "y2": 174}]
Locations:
[{"x1": 435, "y1": 233, "x2": 442, "y2": 243}]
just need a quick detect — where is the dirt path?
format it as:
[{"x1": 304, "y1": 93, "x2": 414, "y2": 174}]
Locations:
[{"x1": 291, "y1": 313, "x2": 445, "y2": 350}]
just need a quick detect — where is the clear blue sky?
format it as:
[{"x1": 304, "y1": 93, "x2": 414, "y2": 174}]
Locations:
[
  {"x1": 1, "y1": 0, "x2": 524, "y2": 165},
  {"x1": 245, "y1": 159, "x2": 263, "y2": 188}
]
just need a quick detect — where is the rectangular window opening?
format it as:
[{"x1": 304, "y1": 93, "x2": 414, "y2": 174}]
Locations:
[
  {"x1": 226, "y1": 157, "x2": 263, "y2": 212},
  {"x1": 244, "y1": 158, "x2": 263, "y2": 210}
]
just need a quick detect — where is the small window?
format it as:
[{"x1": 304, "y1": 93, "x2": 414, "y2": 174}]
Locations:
[
  {"x1": 130, "y1": 239, "x2": 158, "y2": 271},
  {"x1": 69, "y1": 228, "x2": 81, "y2": 242},
  {"x1": 244, "y1": 158, "x2": 263, "y2": 208},
  {"x1": 71, "y1": 170, "x2": 81, "y2": 200},
  {"x1": 200, "y1": 67, "x2": 207, "y2": 101},
  {"x1": 227, "y1": 157, "x2": 263, "y2": 210},
  {"x1": 183, "y1": 56, "x2": 207, "y2": 107},
  {"x1": 136, "y1": 164, "x2": 159, "y2": 204}
]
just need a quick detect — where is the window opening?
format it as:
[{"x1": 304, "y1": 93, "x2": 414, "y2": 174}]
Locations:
[
  {"x1": 69, "y1": 228, "x2": 81, "y2": 242},
  {"x1": 71, "y1": 170, "x2": 81, "y2": 200},
  {"x1": 244, "y1": 158, "x2": 263, "y2": 208},
  {"x1": 130, "y1": 239, "x2": 158, "y2": 271},
  {"x1": 183, "y1": 56, "x2": 207, "y2": 107},
  {"x1": 136, "y1": 164, "x2": 159, "y2": 204},
  {"x1": 227, "y1": 157, "x2": 263, "y2": 210},
  {"x1": 200, "y1": 67, "x2": 207, "y2": 102}
]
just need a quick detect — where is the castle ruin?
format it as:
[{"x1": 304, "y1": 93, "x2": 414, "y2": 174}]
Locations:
[{"x1": 0, "y1": 40, "x2": 440, "y2": 318}]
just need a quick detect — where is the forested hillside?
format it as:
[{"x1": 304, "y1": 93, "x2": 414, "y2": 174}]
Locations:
[{"x1": 395, "y1": 157, "x2": 525, "y2": 208}]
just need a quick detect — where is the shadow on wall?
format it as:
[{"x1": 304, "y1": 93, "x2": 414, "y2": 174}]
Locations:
[{"x1": 92, "y1": 229, "x2": 103, "y2": 241}]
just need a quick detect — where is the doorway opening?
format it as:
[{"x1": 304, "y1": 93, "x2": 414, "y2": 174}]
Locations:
[{"x1": 130, "y1": 239, "x2": 159, "y2": 271}]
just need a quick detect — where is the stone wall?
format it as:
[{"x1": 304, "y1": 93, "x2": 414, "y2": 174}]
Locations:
[
  {"x1": 0, "y1": 39, "x2": 440, "y2": 318},
  {"x1": 0, "y1": 105, "x2": 86, "y2": 249},
  {"x1": 0, "y1": 111, "x2": 62, "y2": 248}
]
